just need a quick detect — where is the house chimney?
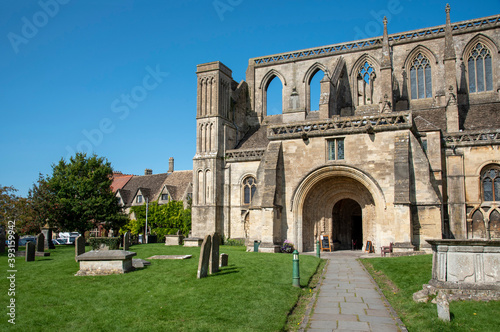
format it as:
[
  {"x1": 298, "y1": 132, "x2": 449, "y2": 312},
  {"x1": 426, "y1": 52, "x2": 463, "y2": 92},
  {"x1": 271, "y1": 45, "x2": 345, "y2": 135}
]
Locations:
[
  {"x1": 144, "y1": 168, "x2": 153, "y2": 175},
  {"x1": 169, "y1": 157, "x2": 174, "y2": 173}
]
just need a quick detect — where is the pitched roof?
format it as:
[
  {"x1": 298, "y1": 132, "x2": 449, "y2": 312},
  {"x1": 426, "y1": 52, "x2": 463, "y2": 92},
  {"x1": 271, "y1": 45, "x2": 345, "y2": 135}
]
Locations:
[
  {"x1": 110, "y1": 173, "x2": 133, "y2": 192},
  {"x1": 463, "y1": 102, "x2": 500, "y2": 131},
  {"x1": 120, "y1": 173, "x2": 169, "y2": 206},
  {"x1": 161, "y1": 170, "x2": 193, "y2": 201}
]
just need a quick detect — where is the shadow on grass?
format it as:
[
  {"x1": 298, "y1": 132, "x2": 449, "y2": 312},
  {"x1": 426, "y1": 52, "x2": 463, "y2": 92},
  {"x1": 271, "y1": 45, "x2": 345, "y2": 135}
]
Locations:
[{"x1": 214, "y1": 266, "x2": 239, "y2": 276}]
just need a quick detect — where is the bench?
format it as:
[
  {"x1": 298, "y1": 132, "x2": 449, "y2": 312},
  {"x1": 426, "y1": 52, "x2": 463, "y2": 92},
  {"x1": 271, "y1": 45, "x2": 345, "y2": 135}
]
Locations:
[{"x1": 381, "y1": 242, "x2": 393, "y2": 257}]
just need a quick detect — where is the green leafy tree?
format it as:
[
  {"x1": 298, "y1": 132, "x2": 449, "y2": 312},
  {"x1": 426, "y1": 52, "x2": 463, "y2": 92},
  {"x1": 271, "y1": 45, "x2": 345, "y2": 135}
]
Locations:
[
  {"x1": 47, "y1": 153, "x2": 128, "y2": 235},
  {"x1": 0, "y1": 185, "x2": 40, "y2": 235},
  {"x1": 0, "y1": 185, "x2": 19, "y2": 229}
]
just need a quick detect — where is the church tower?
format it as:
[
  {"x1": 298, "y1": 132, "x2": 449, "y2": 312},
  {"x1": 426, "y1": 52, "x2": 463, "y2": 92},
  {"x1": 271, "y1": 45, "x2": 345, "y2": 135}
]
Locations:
[{"x1": 192, "y1": 62, "x2": 233, "y2": 237}]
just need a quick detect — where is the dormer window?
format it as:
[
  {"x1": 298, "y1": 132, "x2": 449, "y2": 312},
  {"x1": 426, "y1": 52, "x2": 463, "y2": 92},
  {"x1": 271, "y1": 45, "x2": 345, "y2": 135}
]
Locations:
[
  {"x1": 136, "y1": 195, "x2": 143, "y2": 203},
  {"x1": 161, "y1": 194, "x2": 169, "y2": 201}
]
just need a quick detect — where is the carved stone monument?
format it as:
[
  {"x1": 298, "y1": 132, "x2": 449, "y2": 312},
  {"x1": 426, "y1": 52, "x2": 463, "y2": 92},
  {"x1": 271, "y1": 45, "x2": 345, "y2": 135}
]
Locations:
[
  {"x1": 41, "y1": 225, "x2": 55, "y2": 249},
  {"x1": 197, "y1": 234, "x2": 211, "y2": 279}
]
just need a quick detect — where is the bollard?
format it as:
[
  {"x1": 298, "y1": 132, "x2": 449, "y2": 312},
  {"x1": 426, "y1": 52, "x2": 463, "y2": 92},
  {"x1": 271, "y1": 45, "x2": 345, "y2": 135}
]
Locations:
[
  {"x1": 316, "y1": 240, "x2": 320, "y2": 258},
  {"x1": 292, "y1": 250, "x2": 300, "y2": 287}
]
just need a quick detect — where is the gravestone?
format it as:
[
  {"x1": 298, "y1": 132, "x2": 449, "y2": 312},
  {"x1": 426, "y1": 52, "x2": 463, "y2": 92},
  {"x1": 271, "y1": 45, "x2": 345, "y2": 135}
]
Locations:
[
  {"x1": 41, "y1": 226, "x2": 55, "y2": 249},
  {"x1": 25, "y1": 242, "x2": 35, "y2": 262},
  {"x1": 436, "y1": 291, "x2": 450, "y2": 322},
  {"x1": 220, "y1": 253, "x2": 228, "y2": 267},
  {"x1": 197, "y1": 234, "x2": 211, "y2": 279},
  {"x1": 14, "y1": 233, "x2": 19, "y2": 251},
  {"x1": 36, "y1": 233, "x2": 45, "y2": 252},
  {"x1": 210, "y1": 232, "x2": 220, "y2": 274},
  {"x1": 123, "y1": 232, "x2": 130, "y2": 250},
  {"x1": 0, "y1": 227, "x2": 5, "y2": 254},
  {"x1": 75, "y1": 236, "x2": 85, "y2": 261}
]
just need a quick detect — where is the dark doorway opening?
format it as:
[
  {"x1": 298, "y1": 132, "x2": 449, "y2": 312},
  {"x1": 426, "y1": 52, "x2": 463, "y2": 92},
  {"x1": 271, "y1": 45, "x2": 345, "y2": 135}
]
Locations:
[{"x1": 332, "y1": 199, "x2": 362, "y2": 250}]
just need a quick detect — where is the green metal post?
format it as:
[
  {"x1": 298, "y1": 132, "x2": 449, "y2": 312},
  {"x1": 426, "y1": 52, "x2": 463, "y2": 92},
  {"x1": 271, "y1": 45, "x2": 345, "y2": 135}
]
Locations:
[
  {"x1": 316, "y1": 240, "x2": 320, "y2": 258},
  {"x1": 292, "y1": 250, "x2": 300, "y2": 287}
]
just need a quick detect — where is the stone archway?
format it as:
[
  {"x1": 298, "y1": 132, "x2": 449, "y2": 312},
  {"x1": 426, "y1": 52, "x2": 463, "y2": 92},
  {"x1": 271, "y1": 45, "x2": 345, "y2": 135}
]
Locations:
[{"x1": 292, "y1": 165, "x2": 385, "y2": 252}]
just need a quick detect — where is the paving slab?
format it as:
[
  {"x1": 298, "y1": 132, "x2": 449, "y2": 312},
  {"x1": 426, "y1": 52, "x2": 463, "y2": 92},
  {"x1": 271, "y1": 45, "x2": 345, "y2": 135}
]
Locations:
[{"x1": 303, "y1": 251, "x2": 406, "y2": 332}]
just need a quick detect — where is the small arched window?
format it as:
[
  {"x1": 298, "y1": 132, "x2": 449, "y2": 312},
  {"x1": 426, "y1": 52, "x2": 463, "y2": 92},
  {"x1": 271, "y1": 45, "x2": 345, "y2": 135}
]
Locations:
[
  {"x1": 242, "y1": 176, "x2": 257, "y2": 205},
  {"x1": 410, "y1": 53, "x2": 432, "y2": 99},
  {"x1": 481, "y1": 165, "x2": 500, "y2": 201},
  {"x1": 468, "y1": 42, "x2": 493, "y2": 93}
]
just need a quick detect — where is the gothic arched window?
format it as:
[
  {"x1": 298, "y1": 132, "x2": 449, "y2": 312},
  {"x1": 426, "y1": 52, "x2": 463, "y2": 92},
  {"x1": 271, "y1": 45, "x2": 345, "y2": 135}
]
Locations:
[
  {"x1": 242, "y1": 176, "x2": 257, "y2": 205},
  {"x1": 410, "y1": 53, "x2": 432, "y2": 99},
  {"x1": 481, "y1": 165, "x2": 500, "y2": 201},
  {"x1": 357, "y1": 61, "x2": 375, "y2": 105},
  {"x1": 468, "y1": 42, "x2": 493, "y2": 93}
]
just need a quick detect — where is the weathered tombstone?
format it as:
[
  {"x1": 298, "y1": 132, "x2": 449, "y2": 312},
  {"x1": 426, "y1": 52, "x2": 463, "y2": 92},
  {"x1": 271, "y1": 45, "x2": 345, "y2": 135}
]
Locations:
[
  {"x1": 210, "y1": 232, "x2": 220, "y2": 274},
  {"x1": 14, "y1": 233, "x2": 19, "y2": 251},
  {"x1": 41, "y1": 225, "x2": 55, "y2": 249},
  {"x1": 197, "y1": 234, "x2": 212, "y2": 279},
  {"x1": 25, "y1": 242, "x2": 35, "y2": 262},
  {"x1": 436, "y1": 291, "x2": 450, "y2": 322},
  {"x1": 75, "y1": 236, "x2": 85, "y2": 261},
  {"x1": 36, "y1": 233, "x2": 45, "y2": 252},
  {"x1": 123, "y1": 232, "x2": 131, "y2": 250},
  {"x1": 220, "y1": 253, "x2": 228, "y2": 267},
  {"x1": 0, "y1": 227, "x2": 5, "y2": 254}
]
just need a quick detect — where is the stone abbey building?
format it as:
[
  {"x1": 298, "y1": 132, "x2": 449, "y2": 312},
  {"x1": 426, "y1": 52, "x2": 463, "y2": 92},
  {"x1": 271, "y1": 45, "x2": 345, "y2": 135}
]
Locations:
[{"x1": 191, "y1": 7, "x2": 500, "y2": 253}]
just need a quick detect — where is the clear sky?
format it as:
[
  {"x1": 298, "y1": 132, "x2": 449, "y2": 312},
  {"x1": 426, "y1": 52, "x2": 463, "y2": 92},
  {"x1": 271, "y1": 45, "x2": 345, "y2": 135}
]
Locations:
[{"x1": 1, "y1": 0, "x2": 499, "y2": 197}]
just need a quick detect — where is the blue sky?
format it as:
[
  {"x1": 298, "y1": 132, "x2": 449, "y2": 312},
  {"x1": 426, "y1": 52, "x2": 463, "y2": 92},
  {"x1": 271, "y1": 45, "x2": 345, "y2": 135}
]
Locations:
[{"x1": 1, "y1": 0, "x2": 499, "y2": 197}]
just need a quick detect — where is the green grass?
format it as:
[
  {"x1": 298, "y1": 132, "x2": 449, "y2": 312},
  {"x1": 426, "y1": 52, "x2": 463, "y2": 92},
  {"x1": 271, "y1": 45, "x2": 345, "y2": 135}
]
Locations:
[
  {"x1": 1, "y1": 244, "x2": 320, "y2": 331},
  {"x1": 360, "y1": 255, "x2": 500, "y2": 332}
]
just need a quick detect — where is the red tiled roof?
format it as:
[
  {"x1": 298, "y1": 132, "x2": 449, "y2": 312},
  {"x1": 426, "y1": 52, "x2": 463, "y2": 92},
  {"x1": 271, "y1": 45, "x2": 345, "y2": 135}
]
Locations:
[{"x1": 111, "y1": 173, "x2": 133, "y2": 192}]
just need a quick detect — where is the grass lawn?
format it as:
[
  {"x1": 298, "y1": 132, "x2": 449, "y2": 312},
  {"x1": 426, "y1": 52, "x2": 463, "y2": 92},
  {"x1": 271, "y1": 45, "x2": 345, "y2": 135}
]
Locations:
[
  {"x1": 1, "y1": 244, "x2": 320, "y2": 331},
  {"x1": 360, "y1": 255, "x2": 500, "y2": 332}
]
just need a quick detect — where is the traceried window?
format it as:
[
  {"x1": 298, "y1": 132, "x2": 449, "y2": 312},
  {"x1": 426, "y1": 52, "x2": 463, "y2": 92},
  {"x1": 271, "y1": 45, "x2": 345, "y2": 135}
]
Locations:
[
  {"x1": 481, "y1": 165, "x2": 500, "y2": 201},
  {"x1": 357, "y1": 61, "x2": 375, "y2": 105},
  {"x1": 242, "y1": 176, "x2": 257, "y2": 205},
  {"x1": 328, "y1": 138, "x2": 345, "y2": 161},
  {"x1": 410, "y1": 53, "x2": 432, "y2": 99},
  {"x1": 468, "y1": 43, "x2": 493, "y2": 93}
]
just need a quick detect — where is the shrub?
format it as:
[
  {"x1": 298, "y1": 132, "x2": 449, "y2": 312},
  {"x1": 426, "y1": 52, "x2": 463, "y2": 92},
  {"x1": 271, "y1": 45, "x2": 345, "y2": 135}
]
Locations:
[
  {"x1": 280, "y1": 239, "x2": 295, "y2": 253},
  {"x1": 89, "y1": 237, "x2": 121, "y2": 250},
  {"x1": 221, "y1": 236, "x2": 245, "y2": 246}
]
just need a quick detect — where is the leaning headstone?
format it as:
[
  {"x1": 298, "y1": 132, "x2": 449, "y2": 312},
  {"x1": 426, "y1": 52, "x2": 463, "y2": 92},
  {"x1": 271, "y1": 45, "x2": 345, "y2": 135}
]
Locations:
[
  {"x1": 36, "y1": 233, "x2": 45, "y2": 252},
  {"x1": 75, "y1": 236, "x2": 85, "y2": 261},
  {"x1": 197, "y1": 234, "x2": 212, "y2": 279},
  {"x1": 0, "y1": 227, "x2": 5, "y2": 254},
  {"x1": 123, "y1": 232, "x2": 130, "y2": 250},
  {"x1": 25, "y1": 242, "x2": 35, "y2": 262},
  {"x1": 210, "y1": 232, "x2": 220, "y2": 274},
  {"x1": 436, "y1": 291, "x2": 450, "y2": 322},
  {"x1": 220, "y1": 253, "x2": 228, "y2": 267}
]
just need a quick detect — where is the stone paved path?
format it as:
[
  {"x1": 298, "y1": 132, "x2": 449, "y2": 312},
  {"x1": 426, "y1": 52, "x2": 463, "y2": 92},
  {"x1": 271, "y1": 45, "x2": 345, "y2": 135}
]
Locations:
[{"x1": 304, "y1": 251, "x2": 406, "y2": 332}]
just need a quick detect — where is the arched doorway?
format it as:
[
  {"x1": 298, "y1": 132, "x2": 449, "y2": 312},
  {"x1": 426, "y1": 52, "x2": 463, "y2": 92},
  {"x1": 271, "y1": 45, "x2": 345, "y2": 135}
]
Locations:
[
  {"x1": 332, "y1": 199, "x2": 363, "y2": 250},
  {"x1": 293, "y1": 166, "x2": 385, "y2": 252}
]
